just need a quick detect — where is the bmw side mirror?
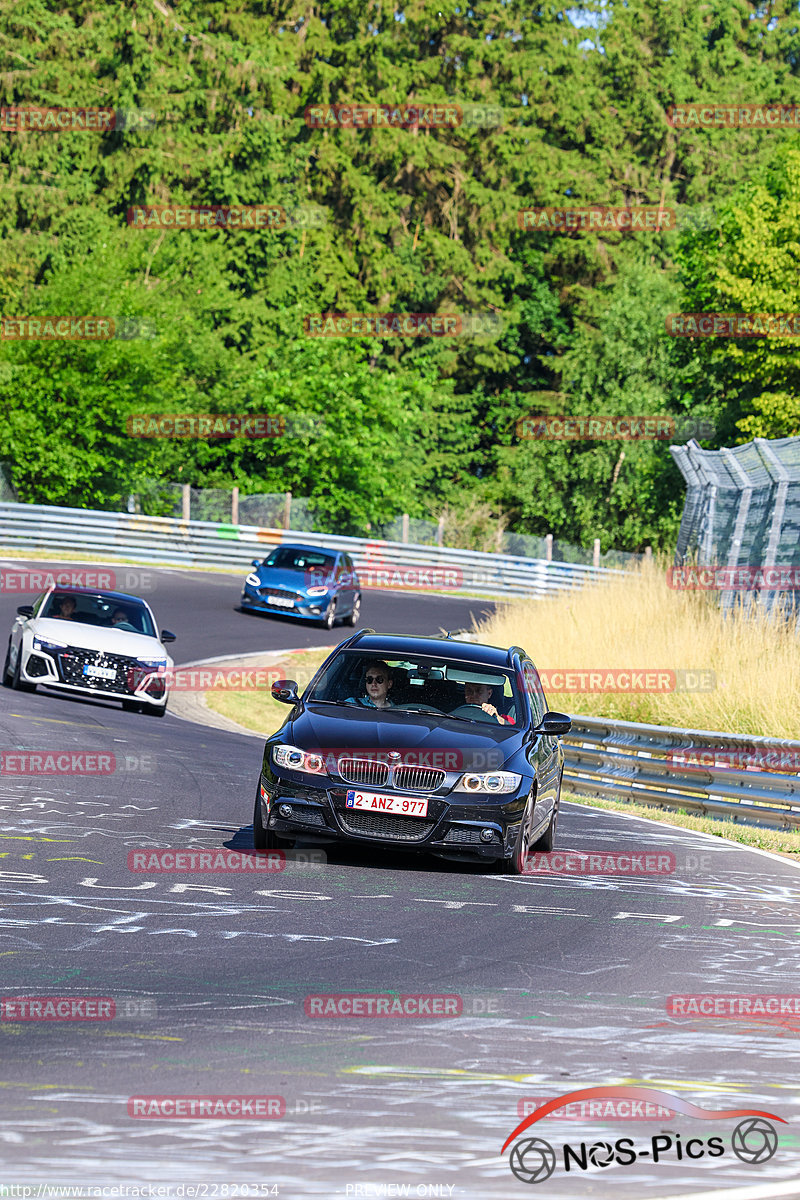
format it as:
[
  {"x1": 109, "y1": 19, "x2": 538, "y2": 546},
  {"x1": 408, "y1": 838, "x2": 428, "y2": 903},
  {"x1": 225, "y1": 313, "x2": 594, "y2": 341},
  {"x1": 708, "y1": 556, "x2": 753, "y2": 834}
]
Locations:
[
  {"x1": 16, "y1": 605, "x2": 34, "y2": 618},
  {"x1": 161, "y1": 630, "x2": 176, "y2": 644},
  {"x1": 534, "y1": 711, "x2": 571, "y2": 736},
  {"x1": 272, "y1": 679, "x2": 299, "y2": 705}
]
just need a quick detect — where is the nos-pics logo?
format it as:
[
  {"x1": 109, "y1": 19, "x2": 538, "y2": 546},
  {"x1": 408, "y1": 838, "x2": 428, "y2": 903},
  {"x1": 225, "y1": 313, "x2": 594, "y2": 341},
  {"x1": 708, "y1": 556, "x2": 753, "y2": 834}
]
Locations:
[{"x1": 502, "y1": 1086, "x2": 784, "y2": 1184}]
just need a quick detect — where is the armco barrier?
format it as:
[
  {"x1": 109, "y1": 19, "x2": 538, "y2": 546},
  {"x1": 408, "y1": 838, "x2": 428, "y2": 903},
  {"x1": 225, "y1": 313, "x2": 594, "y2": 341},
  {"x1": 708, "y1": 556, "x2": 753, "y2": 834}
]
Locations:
[
  {"x1": 0, "y1": 502, "x2": 621, "y2": 599},
  {"x1": 563, "y1": 715, "x2": 800, "y2": 830}
]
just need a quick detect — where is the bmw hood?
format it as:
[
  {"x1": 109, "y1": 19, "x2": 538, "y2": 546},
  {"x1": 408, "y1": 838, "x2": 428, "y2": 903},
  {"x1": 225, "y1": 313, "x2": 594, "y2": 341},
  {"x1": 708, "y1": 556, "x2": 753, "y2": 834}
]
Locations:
[{"x1": 282, "y1": 704, "x2": 522, "y2": 772}]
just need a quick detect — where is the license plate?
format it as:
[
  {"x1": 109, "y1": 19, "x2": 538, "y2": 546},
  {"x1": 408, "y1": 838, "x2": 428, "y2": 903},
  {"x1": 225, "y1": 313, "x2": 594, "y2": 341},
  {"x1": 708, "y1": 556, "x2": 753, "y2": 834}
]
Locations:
[
  {"x1": 266, "y1": 595, "x2": 294, "y2": 608},
  {"x1": 83, "y1": 664, "x2": 116, "y2": 680},
  {"x1": 345, "y1": 790, "x2": 429, "y2": 817}
]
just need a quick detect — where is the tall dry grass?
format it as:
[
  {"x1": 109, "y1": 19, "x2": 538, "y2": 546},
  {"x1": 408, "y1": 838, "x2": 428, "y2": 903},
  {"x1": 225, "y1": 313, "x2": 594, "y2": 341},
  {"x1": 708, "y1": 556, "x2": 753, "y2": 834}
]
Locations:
[{"x1": 474, "y1": 558, "x2": 800, "y2": 737}]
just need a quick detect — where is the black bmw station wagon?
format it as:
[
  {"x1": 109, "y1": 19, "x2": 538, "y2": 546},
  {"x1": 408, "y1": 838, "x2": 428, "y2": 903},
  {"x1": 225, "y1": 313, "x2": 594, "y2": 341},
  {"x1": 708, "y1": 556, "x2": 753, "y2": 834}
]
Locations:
[{"x1": 253, "y1": 630, "x2": 571, "y2": 873}]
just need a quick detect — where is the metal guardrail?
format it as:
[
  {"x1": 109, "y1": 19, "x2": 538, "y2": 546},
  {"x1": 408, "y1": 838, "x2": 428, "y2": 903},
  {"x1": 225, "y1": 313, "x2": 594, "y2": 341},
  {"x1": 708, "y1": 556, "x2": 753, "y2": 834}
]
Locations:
[
  {"x1": 562, "y1": 715, "x2": 800, "y2": 830},
  {"x1": 0, "y1": 502, "x2": 621, "y2": 599}
]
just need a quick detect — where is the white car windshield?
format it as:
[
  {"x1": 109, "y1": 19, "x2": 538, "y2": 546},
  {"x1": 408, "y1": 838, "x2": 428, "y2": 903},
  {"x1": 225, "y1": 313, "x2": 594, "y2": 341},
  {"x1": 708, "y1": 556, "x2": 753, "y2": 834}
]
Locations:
[{"x1": 41, "y1": 592, "x2": 156, "y2": 638}]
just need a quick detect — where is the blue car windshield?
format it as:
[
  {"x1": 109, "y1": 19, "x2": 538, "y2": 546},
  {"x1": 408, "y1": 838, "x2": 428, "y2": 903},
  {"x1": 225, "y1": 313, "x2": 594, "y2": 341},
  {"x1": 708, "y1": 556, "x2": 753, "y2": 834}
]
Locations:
[
  {"x1": 306, "y1": 651, "x2": 521, "y2": 725},
  {"x1": 263, "y1": 548, "x2": 335, "y2": 574}
]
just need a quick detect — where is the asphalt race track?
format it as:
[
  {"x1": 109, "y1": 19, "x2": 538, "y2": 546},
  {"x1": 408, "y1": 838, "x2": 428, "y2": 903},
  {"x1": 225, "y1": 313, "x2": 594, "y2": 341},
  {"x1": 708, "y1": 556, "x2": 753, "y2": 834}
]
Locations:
[{"x1": 1, "y1": 561, "x2": 799, "y2": 1197}]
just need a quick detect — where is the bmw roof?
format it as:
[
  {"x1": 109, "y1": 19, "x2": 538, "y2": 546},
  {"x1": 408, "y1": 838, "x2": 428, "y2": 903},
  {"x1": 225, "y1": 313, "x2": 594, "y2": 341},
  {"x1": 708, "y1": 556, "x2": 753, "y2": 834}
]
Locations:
[{"x1": 343, "y1": 631, "x2": 519, "y2": 668}]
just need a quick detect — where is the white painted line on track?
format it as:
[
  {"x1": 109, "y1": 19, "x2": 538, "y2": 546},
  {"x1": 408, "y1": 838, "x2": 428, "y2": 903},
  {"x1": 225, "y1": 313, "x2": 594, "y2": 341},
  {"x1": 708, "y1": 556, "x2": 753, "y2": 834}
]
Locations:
[
  {"x1": 562, "y1": 798, "x2": 800, "y2": 876},
  {"x1": 650, "y1": 1176, "x2": 800, "y2": 1200}
]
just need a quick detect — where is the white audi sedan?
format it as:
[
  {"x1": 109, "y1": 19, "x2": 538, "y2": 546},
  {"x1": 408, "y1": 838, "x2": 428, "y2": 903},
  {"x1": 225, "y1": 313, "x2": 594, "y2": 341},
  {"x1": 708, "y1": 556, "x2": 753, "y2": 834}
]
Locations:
[{"x1": 2, "y1": 586, "x2": 175, "y2": 716}]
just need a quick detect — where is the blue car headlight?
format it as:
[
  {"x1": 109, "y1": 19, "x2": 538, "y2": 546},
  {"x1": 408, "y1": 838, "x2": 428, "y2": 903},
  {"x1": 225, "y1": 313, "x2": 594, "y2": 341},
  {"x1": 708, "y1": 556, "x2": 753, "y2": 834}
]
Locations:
[
  {"x1": 453, "y1": 771, "x2": 521, "y2": 795},
  {"x1": 306, "y1": 586, "x2": 329, "y2": 597},
  {"x1": 245, "y1": 573, "x2": 261, "y2": 588}
]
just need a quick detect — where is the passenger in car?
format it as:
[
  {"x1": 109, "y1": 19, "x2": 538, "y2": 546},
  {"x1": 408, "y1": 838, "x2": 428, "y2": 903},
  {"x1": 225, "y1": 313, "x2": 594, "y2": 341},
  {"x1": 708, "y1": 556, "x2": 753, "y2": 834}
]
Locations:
[
  {"x1": 461, "y1": 681, "x2": 515, "y2": 724},
  {"x1": 52, "y1": 595, "x2": 77, "y2": 620},
  {"x1": 346, "y1": 660, "x2": 396, "y2": 709}
]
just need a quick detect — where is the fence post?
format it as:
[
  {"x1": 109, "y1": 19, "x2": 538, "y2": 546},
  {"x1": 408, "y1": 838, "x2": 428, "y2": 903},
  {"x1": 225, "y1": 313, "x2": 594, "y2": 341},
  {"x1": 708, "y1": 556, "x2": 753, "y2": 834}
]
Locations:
[
  {"x1": 231, "y1": 486, "x2": 239, "y2": 526},
  {"x1": 644, "y1": 545, "x2": 653, "y2": 561},
  {"x1": 593, "y1": 538, "x2": 600, "y2": 569},
  {"x1": 545, "y1": 533, "x2": 553, "y2": 562},
  {"x1": 436, "y1": 515, "x2": 444, "y2": 547},
  {"x1": 182, "y1": 483, "x2": 190, "y2": 522},
  {"x1": 283, "y1": 491, "x2": 292, "y2": 530},
  {"x1": 402, "y1": 513, "x2": 409, "y2": 543}
]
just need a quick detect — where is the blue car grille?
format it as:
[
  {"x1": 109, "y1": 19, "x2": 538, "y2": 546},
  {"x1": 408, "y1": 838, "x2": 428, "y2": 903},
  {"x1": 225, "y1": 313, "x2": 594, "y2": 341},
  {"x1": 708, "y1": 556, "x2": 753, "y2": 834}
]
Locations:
[{"x1": 257, "y1": 587, "x2": 302, "y2": 603}]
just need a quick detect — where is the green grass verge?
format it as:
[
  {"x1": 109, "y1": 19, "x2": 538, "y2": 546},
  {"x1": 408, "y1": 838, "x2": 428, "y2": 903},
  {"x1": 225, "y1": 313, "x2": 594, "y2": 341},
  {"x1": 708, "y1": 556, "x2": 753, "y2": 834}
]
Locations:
[
  {"x1": 204, "y1": 647, "x2": 330, "y2": 736},
  {"x1": 567, "y1": 793, "x2": 800, "y2": 861}
]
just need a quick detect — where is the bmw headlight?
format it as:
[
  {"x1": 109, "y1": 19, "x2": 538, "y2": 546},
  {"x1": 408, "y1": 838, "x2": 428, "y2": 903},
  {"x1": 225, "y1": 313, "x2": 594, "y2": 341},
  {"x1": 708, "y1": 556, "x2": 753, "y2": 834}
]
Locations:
[
  {"x1": 245, "y1": 573, "x2": 261, "y2": 588},
  {"x1": 454, "y1": 771, "x2": 521, "y2": 795},
  {"x1": 32, "y1": 637, "x2": 68, "y2": 652},
  {"x1": 272, "y1": 744, "x2": 327, "y2": 776}
]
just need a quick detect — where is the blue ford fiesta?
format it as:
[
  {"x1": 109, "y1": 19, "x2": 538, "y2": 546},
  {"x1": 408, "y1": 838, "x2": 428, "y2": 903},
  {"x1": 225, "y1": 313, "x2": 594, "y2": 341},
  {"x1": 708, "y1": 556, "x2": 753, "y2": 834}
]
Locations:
[
  {"x1": 240, "y1": 544, "x2": 361, "y2": 630},
  {"x1": 253, "y1": 630, "x2": 571, "y2": 874}
]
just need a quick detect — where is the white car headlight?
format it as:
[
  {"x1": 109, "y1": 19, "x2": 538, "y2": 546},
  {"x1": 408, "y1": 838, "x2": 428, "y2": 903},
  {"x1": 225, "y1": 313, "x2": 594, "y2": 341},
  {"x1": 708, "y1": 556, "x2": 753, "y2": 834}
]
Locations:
[
  {"x1": 245, "y1": 573, "x2": 261, "y2": 587},
  {"x1": 454, "y1": 771, "x2": 521, "y2": 795},
  {"x1": 272, "y1": 744, "x2": 326, "y2": 776},
  {"x1": 305, "y1": 586, "x2": 329, "y2": 596},
  {"x1": 32, "y1": 637, "x2": 68, "y2": 651}
]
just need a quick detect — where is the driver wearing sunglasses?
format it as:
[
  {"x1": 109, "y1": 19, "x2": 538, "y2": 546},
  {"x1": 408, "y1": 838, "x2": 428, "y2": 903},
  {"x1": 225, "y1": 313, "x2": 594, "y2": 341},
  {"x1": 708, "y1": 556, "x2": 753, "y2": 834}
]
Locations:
[{"x1": 346, "y1": 660, "x2": 396, "y2": 709}]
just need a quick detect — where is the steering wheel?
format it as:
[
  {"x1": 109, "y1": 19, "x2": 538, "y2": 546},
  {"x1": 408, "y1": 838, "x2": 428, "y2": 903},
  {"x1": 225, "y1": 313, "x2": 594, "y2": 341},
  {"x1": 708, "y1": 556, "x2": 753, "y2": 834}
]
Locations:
[{"x1": 448, "y1": 703, "x2": 500, "y2": 723}]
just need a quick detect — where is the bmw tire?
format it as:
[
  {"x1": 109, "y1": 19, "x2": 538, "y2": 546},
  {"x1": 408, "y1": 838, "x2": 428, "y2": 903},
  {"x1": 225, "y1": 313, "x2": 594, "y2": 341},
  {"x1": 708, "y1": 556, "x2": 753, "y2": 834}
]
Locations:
[
  {"x1": 533, "y1": 772, "x2": 562, "y2": 853},
  {"x1": 502, "y1": 796, "x2": 533, "y2": 875}
]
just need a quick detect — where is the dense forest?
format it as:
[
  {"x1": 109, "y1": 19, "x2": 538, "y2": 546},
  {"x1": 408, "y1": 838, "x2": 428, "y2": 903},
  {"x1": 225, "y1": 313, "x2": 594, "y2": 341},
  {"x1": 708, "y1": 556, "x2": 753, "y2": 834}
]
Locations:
[{"x1": 2, "y1": 0, "x2": 800, "y2": 548}]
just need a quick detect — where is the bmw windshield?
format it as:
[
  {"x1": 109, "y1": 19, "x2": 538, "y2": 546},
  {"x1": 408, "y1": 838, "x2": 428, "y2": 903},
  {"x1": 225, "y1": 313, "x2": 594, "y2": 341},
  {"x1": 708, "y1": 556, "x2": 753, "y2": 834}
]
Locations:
[{"x1": 306, "y1": 650, "x2": 522, "y2": 726}]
